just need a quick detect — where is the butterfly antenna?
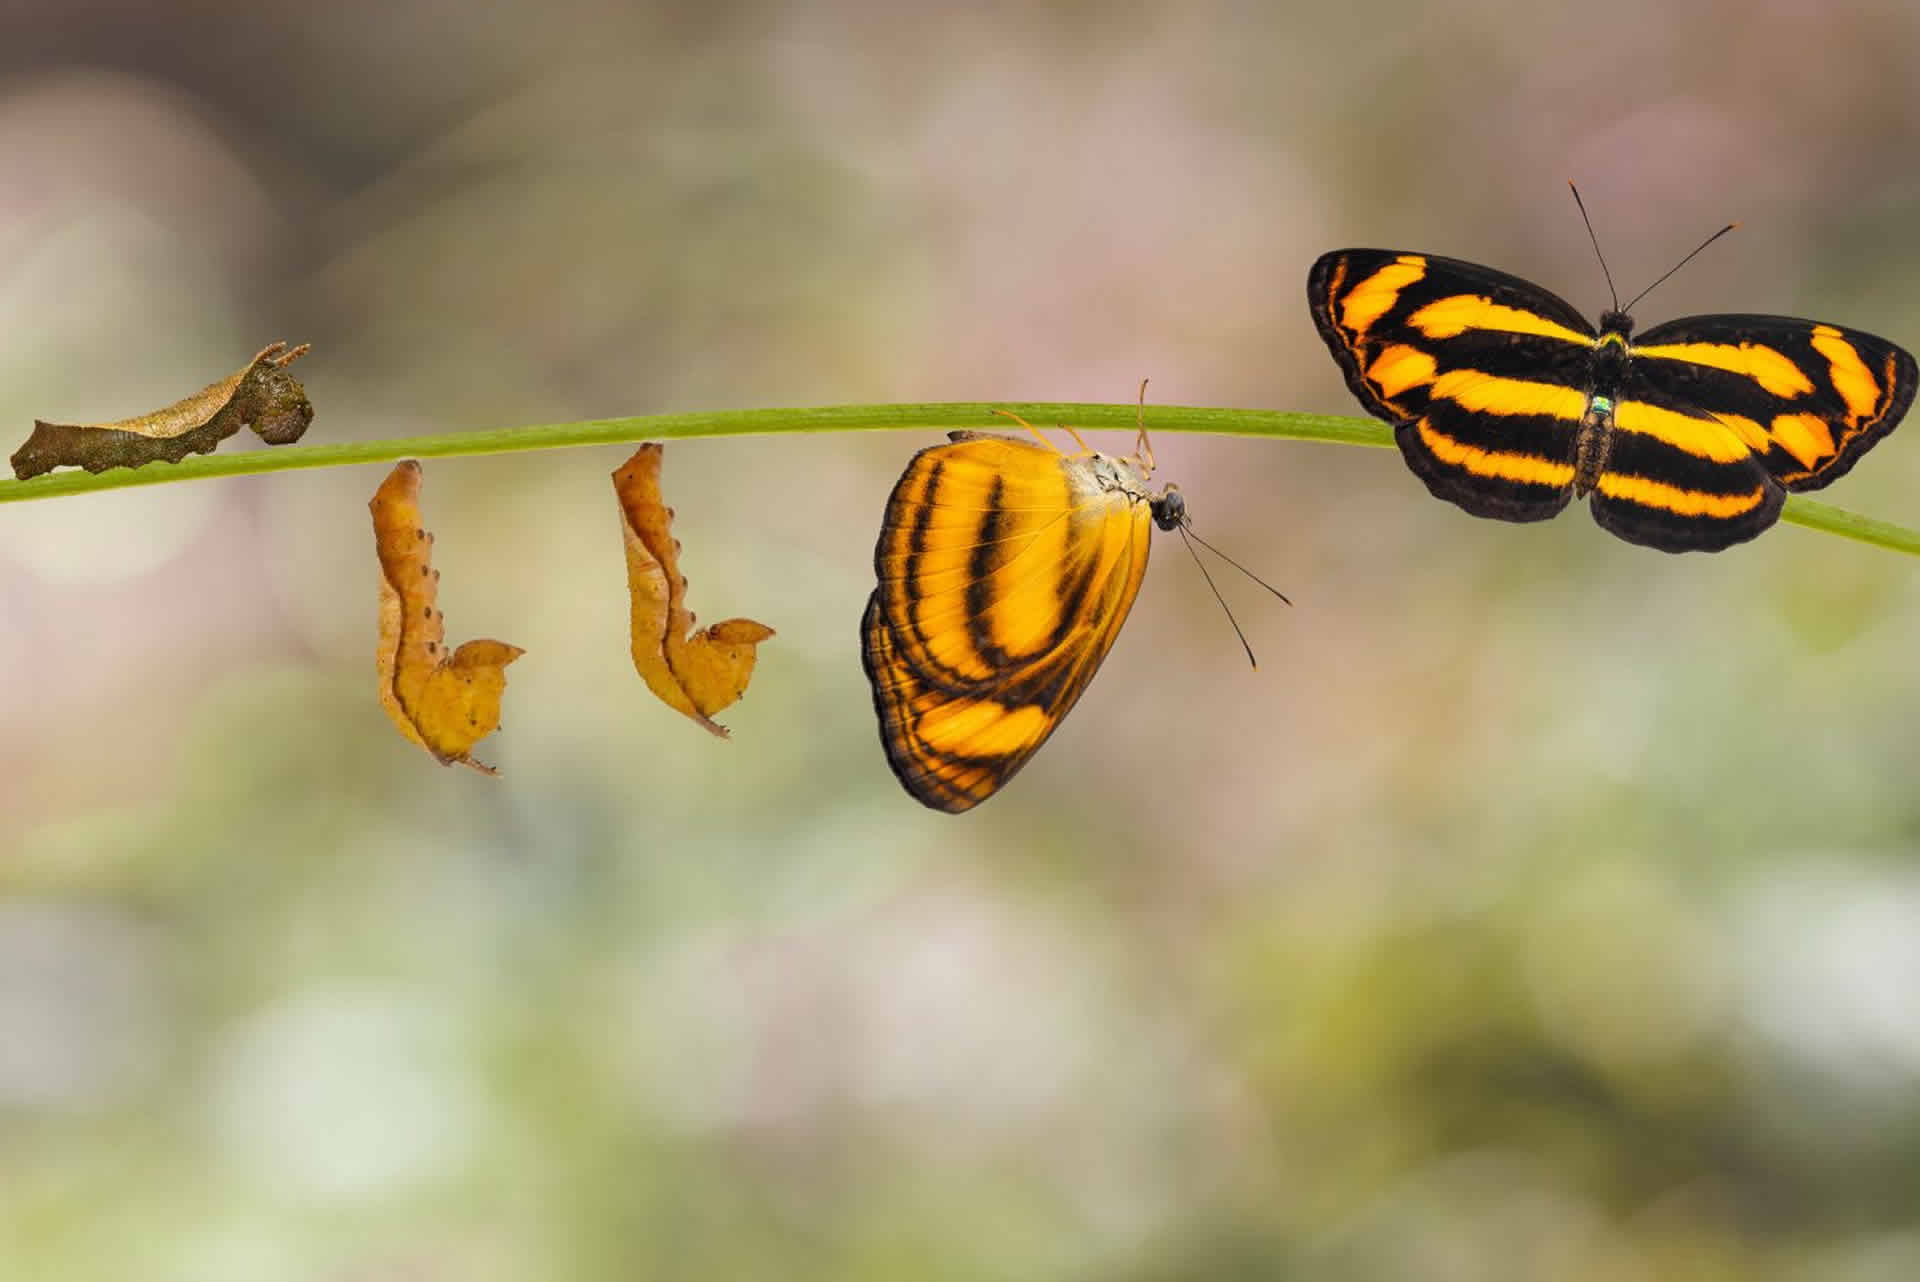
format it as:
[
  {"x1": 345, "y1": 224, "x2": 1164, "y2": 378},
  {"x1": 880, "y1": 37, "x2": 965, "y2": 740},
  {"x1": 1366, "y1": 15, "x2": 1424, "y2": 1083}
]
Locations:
[
  {"x1": 1182, "y1": 523, "x2": 1292, "y2": 606},
  {"x1": 1621, "y1": 220, "x2": 1740, "y2": 315},
  {"x1": 1568, "y1": 180, "x2": 1620, "y2": 314},
  {"x1": 1177, "y1": 523, "x2": 1259, "y2": 670}
]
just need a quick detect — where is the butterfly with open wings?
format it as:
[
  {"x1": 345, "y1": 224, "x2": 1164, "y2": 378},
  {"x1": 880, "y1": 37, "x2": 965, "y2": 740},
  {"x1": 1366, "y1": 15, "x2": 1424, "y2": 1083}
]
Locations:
[{"x1": 1310, "y1": 201, "x2": 1916, "y2": 552}]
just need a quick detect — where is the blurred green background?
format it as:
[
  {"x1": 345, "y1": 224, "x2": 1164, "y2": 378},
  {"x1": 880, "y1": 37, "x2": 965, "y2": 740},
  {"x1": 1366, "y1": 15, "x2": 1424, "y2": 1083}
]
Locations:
[{"x1": 6, "y1": 2, "x2": 1920, "y2": 1279}]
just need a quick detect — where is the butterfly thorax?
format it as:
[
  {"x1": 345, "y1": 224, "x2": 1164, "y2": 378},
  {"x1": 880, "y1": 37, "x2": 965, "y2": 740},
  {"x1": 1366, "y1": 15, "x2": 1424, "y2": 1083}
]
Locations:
[
  {"x1": 1076, "y1": 451, "x2": 1164, "y2": 518},
  {"x1": 1574, "y1": 310, "x2": 1637, "y2": 496},
  {"x1": 1081, "y1": 452, "x2": 1185, "y2": 532},
  {"x1": 1083, "y1": 451, "x2": 1140, "y2": 490}
]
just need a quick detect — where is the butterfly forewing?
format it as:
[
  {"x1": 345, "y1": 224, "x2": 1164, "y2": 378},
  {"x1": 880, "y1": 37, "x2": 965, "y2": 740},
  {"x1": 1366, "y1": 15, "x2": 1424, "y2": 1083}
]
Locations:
[
  {"x1": 1311, "y1": 251, "x2": 1602, "y2": 524},
  {"x1": 1309, "y1": 246, "x2": 1917, "y2": 552},
  {"x1": 1309, "y1": 250, "x2": 1596, "y2": 420},
  {"x1": 863, "y1": 432, "x2": 1155, "y2": 813},
  {"x1": 1629, "y1": 314, "x2": 1918, "y2": 490}
]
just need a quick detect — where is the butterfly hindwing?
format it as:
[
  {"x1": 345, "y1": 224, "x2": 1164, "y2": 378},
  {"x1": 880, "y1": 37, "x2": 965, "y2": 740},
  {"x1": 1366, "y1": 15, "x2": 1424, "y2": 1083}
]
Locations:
[
  {"x1": 1394, "y1": 370, "x2": 1584, "y2": 523},
  {"x1": 1582, "y1": 399, "x2": 1783, "y2": 552},
  {"x1": 863, "y1": 431, "x2": 1154, "y2": 813}
]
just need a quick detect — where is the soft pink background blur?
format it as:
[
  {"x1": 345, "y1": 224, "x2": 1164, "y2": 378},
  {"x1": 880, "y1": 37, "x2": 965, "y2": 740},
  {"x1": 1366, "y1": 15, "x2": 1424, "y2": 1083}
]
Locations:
[{"x1": 5, "y1": 3, "x2": 1920, "y2": 1279}]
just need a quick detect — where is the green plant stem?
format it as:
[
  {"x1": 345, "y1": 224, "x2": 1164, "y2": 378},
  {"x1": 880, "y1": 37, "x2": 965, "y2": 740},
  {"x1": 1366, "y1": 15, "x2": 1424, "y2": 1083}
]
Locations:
[
  {"x1": 0, "y1": 403, "x2": 1386, "y2": 500},
  {"x1": 0, "y1": 402, "x2": 1913, "y2": 558},
  {"x1": 1778, "y1": 497, "x2": 1920, "y2": 557}
]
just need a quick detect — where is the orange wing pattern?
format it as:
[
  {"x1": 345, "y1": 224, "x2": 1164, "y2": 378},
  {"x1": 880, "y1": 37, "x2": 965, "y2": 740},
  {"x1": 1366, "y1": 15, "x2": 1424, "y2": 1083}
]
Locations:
[{"x1": 861, "y1": 431, "x2": 1158, "y2": 812}]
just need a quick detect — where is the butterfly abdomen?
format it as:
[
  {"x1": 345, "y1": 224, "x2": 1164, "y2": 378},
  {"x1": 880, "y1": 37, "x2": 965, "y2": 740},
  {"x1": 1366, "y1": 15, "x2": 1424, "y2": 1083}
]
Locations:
[{"x1": 1572, "y1": 393, "x2": 1615, "y2": 497}]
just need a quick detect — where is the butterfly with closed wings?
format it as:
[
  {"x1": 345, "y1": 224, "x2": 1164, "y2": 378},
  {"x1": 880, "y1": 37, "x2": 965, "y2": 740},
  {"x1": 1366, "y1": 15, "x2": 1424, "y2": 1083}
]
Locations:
[{"x1": 860, "y1": 390, "x2": 1286, "y2": 812}]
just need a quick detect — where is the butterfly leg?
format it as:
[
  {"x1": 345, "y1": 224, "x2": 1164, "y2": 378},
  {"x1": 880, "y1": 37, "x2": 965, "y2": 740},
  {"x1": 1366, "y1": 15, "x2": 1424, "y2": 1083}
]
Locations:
[
  {"x1": 990, "y1": 408, "x2": 1070, "y2": 455},
  {"x1": 1129, "y1": 378, "x2": 1156, "y2": 476}
]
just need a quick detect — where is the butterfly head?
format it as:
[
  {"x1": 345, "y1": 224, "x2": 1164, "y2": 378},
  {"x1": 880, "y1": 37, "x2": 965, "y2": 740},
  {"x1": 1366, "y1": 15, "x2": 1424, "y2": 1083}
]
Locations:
[
  {"x1": 1598, "y1": 309, "x2": 1635, "y2": 339},
  {"x1": 1150, "y1": 483, "x2": 1186, "y2": 531},
  {"x1": 1571, "y1": 182, "x2": 1735, "y2": 338}
]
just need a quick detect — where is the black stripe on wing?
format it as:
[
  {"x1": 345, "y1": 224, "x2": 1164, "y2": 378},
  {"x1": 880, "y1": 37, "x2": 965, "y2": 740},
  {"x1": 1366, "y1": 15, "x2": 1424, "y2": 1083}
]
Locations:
[
  {"x1": 1631, "y1": 314, "x2": 1917, "y2": 491},
  {"x1": 1309, "y1": 249, "x2": 1599, "y2": 424},
  {"x1": 1396, "y1": 390, "x2": 1579, "y2": 524},
  {"x1": 1587, "y1": 423, "x2": 1783, "y2": 553}
]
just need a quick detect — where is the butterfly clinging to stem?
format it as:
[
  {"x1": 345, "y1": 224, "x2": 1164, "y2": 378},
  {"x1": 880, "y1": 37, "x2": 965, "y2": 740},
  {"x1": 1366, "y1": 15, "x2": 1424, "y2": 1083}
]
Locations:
[
  {"x1": 860, "y1": 384, "x2": 1287, "y2": 813},
  {"x1": 1309, "y1": 185, "x2": 1917, "y2": 552}
]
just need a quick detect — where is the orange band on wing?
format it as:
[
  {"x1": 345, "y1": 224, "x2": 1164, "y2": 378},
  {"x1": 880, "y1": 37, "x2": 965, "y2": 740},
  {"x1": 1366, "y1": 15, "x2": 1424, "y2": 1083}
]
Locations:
[
  {"x1": 1632, "y1": 340, "x2": 1815, "y2": 398},
  {"x1": 1594, "y1": 471, "x2": 1767, "y2": 518},
  {"x1": 1810, "y1": 325, "x2": 1881, "y2": 422},
  {"x1": 1611, "y1": 400, "x2": 1756, "y2": 462},
  {"x1": 1429, "y1": 370, "x2": 1587, "y2": 419},
  {"x1": 1339, "y1": 256, "x2": 1427, "y2": 333},
  {"x1": 1365, "y1": 344, "x2": 1438, "y2": 398},
  {"x1": 1767, "y1": 412, "x2": 1838, "y2": 470},
  {"x1": 1408, "y1": 296, "x2": 1592, "y2": 345},
  {"x1": 1415, "y1": 420, "x2": 1575, "y2": 487}
]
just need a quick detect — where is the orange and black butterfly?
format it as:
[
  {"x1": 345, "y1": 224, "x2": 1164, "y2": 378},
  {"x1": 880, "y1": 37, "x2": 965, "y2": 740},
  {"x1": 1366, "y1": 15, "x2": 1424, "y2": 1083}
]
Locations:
[
  {"x1": 1309, "y1": 204, "x2": 1916, "y2": 552},
  {"x1": 860, "y1": 397, "x2": 1282, "y2": 813}
]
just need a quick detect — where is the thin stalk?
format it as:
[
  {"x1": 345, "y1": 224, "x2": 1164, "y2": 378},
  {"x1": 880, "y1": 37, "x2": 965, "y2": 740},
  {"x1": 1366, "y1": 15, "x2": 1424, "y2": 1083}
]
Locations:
[
  {"x1": 1778, "y1": 496, "x2": 1920, "y2": 557},
  {"x1": 0, "y1": 404, "x2": 1388, "y2": 502},
  {"x1": 0, "y1": 402, "x2": 1913, "y2": 559}
]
